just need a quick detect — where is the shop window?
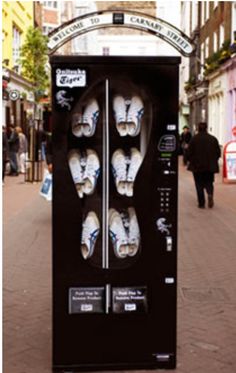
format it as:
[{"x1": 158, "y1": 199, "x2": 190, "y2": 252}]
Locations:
[
  {"x1": 43, "y1": 25, "x2": 54, "y2": 35},
  {"x1": 200, "y1": 43, "x2": 204, "y2": 75},
  {"x1": 205, "y1": 37, "x2": 209, "y2": 58},
  {"x1": 43, "y1": 1, "x2": 57, "y2": 8},
  {"x1": 102, "y1": 47, "x2": 110, "y2": 56},
  {"x1": 220, "y1": 24, "x2": 224, "y2": 47},
  {"x1": 213, "y1": 31, "x2": 218, "y2": 52},
  {"x1": 191, "y1": 1, "x2": 198, "y2": 33},
  {"x1": 201, "y1": 2, "x2": 205, "y2": 27},
  {"x1": 206, "y1": 2, "x2": 209, "y2": 20}
]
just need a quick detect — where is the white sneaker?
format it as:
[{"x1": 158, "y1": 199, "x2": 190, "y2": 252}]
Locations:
[
  {"x1": 68, "y1": 149, "x2": 84, "y2": 198},
  {"x1": 126, "y1": 148, "x2": 143, "y2": 197},
  {"x1": 82, "y1": 99, "x2": 99, "y2": 137},
  {"x1": 109, "y1": 209, "x2": 129, "y2": 258},
  {"x1": 127, "y1": 96, "x2": 144, "y2": 136},
  {"x1": 113, "y1": 96, "x2": 128, "y2": 136},
  {"x1": 71, "y1": 113, "x2": 83, "y2": 137},
  {"x1": 83, "y1": 149, "x2": 100, "y2": 195},
  {"x1": 81, "y1": 211, "x2": 100, "y2": 259},
  {"x1": 111, "y1": 149, "x2": 127, "y2": 195},
  {"x1": 127, "y1": 207, "x2": 140, "y2": 256}
]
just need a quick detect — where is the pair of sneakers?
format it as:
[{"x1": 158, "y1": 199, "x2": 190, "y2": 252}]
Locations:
[
  {"x1": 68, "y1": 149, "x2": 100, "y2": 198},
  {"x1": 111, "y1": 148, "x2": 143, "y2": 197},
  {"x1": 109, "y1": 208, "x2": 140, "y2": 259},
  {"x1": 81, "y1": 211, "x2": 100, "y2": 260},
  {"x1": 113, "y1": 95, "x2": 144, "y2": 137},
  {"x1": 72, "y1": 99, "x2": 99, "y2": 137}
]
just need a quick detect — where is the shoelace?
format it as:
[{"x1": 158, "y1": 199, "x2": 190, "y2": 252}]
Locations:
[
  {"x1": 127, "y1": 161, "x2": 139, "y2": 180},
  {"x1": 80, "y1": 154, "x2": 87, "y2": 180},
  {"x1": 112, "y1": 157, "x2": 127, "y2": 181},
  {"x1": 70, "y1": 157, "x2": 83, "y2": 181},
  {"x1": 109, "y1": 214, "x2": 128, "y2": 245},
  {"x1": 129, "y1": 217, "x2": 140, "y2": 242},
  {"x1": 85, "y1": 159, "x2": 100, "y2": 179},
  {"x1": 127, "y1": 150, "x2": 142, "y2": 181}
]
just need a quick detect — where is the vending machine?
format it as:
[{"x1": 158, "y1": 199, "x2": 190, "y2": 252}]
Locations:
[{"x1": 50, "y1": 56, "x2": 180, "y2": 371}]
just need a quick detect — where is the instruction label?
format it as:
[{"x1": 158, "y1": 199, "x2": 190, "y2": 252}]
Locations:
[
  {"x1": 69, "y1": 287, "x2": 105, "y2": 314},
  {"x1": 112, "y1": 287, "x2": 148, "y2": 313}
]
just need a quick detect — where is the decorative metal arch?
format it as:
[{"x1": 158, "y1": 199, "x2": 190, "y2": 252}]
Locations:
[{"x1": 47, "y1": 10, "x2": 195, "y2": 57}]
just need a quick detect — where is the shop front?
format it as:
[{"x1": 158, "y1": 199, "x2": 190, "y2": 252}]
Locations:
[{"x1": 2, "y1": 67, "x2": 35, "y2": 134}]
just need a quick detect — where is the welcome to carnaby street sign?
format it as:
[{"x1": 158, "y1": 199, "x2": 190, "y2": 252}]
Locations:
[{"x1": 47, "y1": 10, "x2": 195, "y2": 57}]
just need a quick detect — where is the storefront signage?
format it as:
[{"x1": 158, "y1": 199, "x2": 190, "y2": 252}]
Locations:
[
  {"x1": 48, "y1": 10, "x2": 194, "y2": 56},
  {"x1": 56, "y1": 68, "x2": 86, "y2": 88}
]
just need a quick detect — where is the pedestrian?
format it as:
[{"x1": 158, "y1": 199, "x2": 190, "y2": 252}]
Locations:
[
  {"x1": 8, "y1": 125, "x2": 19, "y2": 176},
  {"x1": 2, "y1": 125, "x2": 9, "y2": 183},
  {"x1": 187, "y1": 122, "x2": 221, "y2": 208},
  {"x1": 15, "y1": 126, "x2": 28, "y2": 174},
  {"x1": 45, "y1": 131, "x2": 52, "y2": 173},
  {"x1": 180, "y1": 125, "x2": 192, "y2": 165}
]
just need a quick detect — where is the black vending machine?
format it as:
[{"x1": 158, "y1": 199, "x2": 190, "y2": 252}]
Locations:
[{"x1": 50, "y1": 56, "x2": 180, "y2": 371}]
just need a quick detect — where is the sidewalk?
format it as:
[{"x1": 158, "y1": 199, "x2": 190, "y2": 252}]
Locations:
[{"x1": 3, "y1": 165, "x2": 236, "y2": 373}]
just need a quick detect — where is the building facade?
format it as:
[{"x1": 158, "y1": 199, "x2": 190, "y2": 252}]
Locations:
[
  {"x1": 184, "y1": 1, "x2": 236, "y2": 146},
  {"x1": 208, "y1": 54, "x2": 236, "y2": 144},
  {"x1": 2, "y1": 1, "x2": 35, "y2": 131},
  {"x1": 41, "y1": 0, "x2": 61, "y2": 35}
]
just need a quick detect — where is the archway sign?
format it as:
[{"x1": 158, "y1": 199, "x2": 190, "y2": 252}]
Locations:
[{"x1": 47, "y1": 10, "x2": 195, "y2": 57}]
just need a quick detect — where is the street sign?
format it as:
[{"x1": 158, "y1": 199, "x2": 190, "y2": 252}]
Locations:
[
  {"x1": 9, "y1": 89, "x2": 20, "y2": 101},
  {"x1": 47, "y1": 10, "x2": 195, "y2": 56}
]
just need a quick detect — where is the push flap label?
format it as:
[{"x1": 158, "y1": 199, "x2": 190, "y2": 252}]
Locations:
[
  {"x1": 112, "y1": 286, "x2": 148, "y2": 313},
  {"x1": 69, "y1": 287, "x2": 105, "y2": 314}
]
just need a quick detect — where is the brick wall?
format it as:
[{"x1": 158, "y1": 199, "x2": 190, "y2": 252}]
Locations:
[
  {"x1": 96, "y1": 1, "x2": 156, "y2": 16},
  {"x1": 200, "y1": 2, "x2": 232, "y2": 55},
  {"x1": 34, "y1": 1, "x2": 43, "y2": 28},
  {"x1": 44, "y1": 9, "x2": 58, "y2": 25}
]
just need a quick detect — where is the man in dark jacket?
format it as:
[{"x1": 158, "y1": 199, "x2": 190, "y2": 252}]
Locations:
[
  {"x1": 187, "y1": 122, "x2": 221, "y2": 208},
  {"x1": 180, "y1": 125, "x2": 192, "y2": 165}
]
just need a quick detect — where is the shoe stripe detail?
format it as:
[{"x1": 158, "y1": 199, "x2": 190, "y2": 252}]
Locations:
[
  {"x1": 88, "y1": 228, "x2": 100, "y2": 251},
  {"x1": 109, "y1": 229, "x2": 117, "y2": 245}
]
